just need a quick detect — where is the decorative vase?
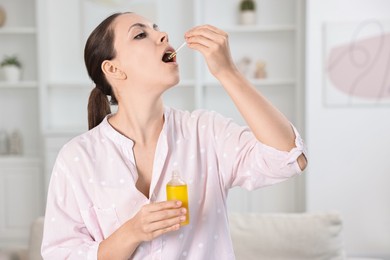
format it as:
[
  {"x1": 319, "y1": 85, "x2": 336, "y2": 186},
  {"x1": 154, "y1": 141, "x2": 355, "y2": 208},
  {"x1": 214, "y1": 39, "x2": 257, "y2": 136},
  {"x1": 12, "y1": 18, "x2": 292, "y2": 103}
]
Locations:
[
  {"x1": 0, "y1": 6, "x2": 6, "y2": 27},
  {"x1": 9, "y1": 130, "x2": 22, "y2": 155},
  {"x1": 240, "y1": 10, "x2": 256, "y2": 25},
  {"x1": 2, "y1": 65, "x2": 22, "y2": 82},
  {"x1": 236, "y1": 57, "x2": 252, "y2": 77},
  {"x1": 0, "y1": 129, "x2": 9, "y2": 155},
  {"x1": 254, "y1": 60, "x2": 267, "y2": 79}
]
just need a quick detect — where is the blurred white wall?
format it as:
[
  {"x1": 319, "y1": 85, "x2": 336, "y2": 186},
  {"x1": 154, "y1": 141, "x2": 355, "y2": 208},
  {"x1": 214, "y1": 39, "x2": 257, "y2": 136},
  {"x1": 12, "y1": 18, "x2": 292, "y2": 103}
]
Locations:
[{"x1": 306, "y1": 0, "x2": 390, "y2": 258}]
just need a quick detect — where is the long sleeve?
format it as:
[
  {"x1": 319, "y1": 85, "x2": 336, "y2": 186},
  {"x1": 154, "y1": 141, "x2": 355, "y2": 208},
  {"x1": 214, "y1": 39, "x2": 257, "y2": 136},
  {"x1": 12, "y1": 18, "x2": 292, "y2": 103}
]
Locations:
[
  {"x1": 41, "y1": 154, "x2": 100, "y2": 260},
  {"x1": 209, "y1": 111, "x2": 306, "y2": 191}
]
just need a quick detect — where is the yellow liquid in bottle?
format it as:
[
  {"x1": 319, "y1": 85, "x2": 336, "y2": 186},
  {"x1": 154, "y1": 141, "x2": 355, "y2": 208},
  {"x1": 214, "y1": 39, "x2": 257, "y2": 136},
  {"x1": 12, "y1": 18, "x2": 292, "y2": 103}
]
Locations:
[{"x1": 166, "y1": 184, "x2": 190, "y2": 226}]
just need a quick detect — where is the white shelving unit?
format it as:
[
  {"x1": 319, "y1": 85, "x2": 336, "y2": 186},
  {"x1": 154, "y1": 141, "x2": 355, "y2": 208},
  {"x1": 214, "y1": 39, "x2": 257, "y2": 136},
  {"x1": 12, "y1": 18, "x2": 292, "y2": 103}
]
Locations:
[
  {"x1": 38, "y1": 0, "x2": 305, "y2": 209},
  {"x1": 197, "y1": 0, "x2": 305, "y2": 212},
  {"x1": 0, "y1": 0, "x2": 43, "y2": 248},
  {"x1": 0, "y1": 0, "x2": 41, "y2": 157},
  {"x1": 38, "y1": 0, "x2": 305, "y2": 213}
]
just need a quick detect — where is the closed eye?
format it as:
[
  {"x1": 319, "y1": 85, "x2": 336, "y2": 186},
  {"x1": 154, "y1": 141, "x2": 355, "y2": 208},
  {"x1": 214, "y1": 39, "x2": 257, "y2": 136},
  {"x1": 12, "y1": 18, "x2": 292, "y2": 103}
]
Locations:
[{"x1": 134, "y1": 32, "x2": 147, "y2": 39}]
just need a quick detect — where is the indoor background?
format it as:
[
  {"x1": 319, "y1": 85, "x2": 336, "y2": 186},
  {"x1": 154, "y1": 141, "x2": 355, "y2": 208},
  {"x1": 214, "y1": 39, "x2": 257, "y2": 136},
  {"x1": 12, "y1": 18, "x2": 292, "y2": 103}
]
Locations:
[{"x1": 0, "y1": 0, "x2": 389, "y2": 259}]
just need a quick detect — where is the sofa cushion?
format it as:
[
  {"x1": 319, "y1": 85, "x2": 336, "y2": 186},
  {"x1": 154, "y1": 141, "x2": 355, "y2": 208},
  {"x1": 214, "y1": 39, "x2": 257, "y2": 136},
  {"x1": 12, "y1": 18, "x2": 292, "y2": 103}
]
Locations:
[
  {"x1": 0, "y1": 249, "x2": 27, "y2": 260},
  {"x1": 28, "y1": 217, "x2": 44, "y2": 260},
  {"x1": 229, "y1": 212, "x2": 345, "y2": 260}
]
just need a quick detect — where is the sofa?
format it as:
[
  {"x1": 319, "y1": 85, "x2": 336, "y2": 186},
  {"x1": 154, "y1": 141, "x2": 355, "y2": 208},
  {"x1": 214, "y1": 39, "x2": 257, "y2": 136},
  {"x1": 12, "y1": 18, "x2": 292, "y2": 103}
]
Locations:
[
  {"x1": 230, "y1": 211, "x2": 344, "y2": 260},
  {"x1": 0, "y1": 212, "x2": 383, "y2": 260}
]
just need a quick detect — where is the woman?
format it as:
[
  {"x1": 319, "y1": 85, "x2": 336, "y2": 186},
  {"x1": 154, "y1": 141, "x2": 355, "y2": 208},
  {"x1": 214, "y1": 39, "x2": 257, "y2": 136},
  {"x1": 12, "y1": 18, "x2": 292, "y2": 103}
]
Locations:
[{"x1": 41, "y1": 12, "x2": 307, "y2": 259}]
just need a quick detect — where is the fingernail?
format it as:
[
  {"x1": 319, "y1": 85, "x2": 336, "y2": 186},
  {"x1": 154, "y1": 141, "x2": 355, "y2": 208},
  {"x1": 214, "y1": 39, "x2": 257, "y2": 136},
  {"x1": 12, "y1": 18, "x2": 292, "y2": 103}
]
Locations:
[
  {"x1": 176, "y1": 200, "x2": 182, "y2": 206},
  {"x1": 181, "y1": 208, "x2": 187, "y2": 214},
  {"x1": 180, "y1": 216, "x2": 186, "y2": 221}
]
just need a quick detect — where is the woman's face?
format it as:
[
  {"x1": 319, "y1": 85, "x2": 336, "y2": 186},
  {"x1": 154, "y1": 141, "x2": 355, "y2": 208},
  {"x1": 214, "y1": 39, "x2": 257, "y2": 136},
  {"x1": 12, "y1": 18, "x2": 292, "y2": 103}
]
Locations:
[{"x1": 111, "y1": 13, "x2": 179, "y2": 94}]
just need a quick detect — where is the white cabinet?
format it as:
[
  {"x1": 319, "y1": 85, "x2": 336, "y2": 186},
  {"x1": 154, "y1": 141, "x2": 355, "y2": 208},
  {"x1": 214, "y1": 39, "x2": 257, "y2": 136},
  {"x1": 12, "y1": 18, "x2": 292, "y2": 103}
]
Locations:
[
  {"x1": 0, "y1": 0, "x2": 41, "y2": 157},
  {"x1": 0, "y1": 0, "x2": 43, "y2": 248},
  {"x1": 0, "y1": 158, "x2": 43, "y2": 247},
  {"x1": 40, "y1": 0, "x2": 305, "y2": 211}
]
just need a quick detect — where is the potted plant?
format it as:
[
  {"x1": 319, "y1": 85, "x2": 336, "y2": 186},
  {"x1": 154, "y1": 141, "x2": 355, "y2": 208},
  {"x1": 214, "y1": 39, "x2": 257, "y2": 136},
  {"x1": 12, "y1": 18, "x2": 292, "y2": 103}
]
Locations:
[
  {"x1": 1, "y1": 55, "x2": 22, "y2": 82},
  {"x1": 239, "y1": 0, "x2": 256, "y2": 25}
]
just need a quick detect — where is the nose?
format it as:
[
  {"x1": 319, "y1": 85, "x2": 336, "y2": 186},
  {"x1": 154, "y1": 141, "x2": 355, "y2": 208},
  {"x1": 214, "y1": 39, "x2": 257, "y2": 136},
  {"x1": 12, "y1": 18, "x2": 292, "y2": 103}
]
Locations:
[{"x1": 159, "y1": 31, "x2": 169, "y2": 43}]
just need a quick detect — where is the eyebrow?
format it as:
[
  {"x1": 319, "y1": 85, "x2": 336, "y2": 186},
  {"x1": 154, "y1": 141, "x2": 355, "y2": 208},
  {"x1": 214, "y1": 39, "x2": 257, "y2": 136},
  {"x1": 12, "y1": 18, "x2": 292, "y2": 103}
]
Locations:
[{"x1": 128, "y1": 23, "x2": 159, "y2": 32}]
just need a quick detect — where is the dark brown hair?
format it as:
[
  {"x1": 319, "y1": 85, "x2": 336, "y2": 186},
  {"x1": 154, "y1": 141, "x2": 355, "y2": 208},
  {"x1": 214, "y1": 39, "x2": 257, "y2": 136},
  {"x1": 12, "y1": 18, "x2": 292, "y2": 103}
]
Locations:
[{"x1": 84, "y1": 12, "x2": 129, "y2": 130}]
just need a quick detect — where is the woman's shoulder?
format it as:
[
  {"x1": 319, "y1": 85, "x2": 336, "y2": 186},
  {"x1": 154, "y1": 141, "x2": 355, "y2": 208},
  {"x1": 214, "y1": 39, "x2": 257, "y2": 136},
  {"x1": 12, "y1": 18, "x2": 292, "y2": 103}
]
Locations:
[{"x1": 56, "y1": 123, "x2": 106, "y2": 159}]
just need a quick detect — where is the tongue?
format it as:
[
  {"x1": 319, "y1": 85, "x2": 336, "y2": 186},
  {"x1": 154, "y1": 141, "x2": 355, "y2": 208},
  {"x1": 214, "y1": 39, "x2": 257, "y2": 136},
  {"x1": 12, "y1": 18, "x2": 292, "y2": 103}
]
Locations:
[{"x1": 162, "y1": 53, "x2": 173, "y2": 63}]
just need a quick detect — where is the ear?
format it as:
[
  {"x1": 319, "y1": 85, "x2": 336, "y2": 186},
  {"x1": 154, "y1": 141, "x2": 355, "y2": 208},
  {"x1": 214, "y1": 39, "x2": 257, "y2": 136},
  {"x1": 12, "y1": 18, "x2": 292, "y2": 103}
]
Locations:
[{"x1": 101, "y1": 60, "x2": 127, "y2": 80}]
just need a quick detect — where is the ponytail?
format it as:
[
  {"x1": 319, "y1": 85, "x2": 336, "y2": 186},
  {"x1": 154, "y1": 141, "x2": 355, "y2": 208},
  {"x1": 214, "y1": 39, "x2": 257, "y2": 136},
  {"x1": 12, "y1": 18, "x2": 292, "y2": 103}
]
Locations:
[
  {"x1": 88, "y1": 87, "x2": 111, "y2": 130},
  {"x1": 84, "y1": 12, "x2": 126, "y2": 130}
]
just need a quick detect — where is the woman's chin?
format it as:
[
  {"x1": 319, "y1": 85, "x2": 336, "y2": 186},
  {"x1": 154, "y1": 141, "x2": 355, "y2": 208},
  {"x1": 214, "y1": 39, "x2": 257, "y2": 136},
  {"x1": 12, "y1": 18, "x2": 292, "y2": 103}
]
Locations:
[
  {"x1": 166, "y1": 75, "x2": 180, "y2": 88},
  {"x1": 158, "y1": 72, "x2": 180, "y2": 91}
]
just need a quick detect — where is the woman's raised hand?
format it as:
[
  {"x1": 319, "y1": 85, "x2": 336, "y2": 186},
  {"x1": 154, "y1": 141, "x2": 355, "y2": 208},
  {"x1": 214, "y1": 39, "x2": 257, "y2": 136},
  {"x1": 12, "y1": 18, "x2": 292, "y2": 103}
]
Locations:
[{"x1": 185, "y1": 25, "x2": 237, "y2": 79}]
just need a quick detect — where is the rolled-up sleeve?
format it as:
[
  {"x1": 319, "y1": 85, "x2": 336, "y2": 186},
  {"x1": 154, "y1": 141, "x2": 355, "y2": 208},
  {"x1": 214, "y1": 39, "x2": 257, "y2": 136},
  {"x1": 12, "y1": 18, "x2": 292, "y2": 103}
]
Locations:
[
  {"x1": 210, "y1": 112, "x2": 307, "y2": 191},
  {"x1": 41, "y1": 154, "x2": 99, "y2": 260},
  {"x1": 253, "y1": 124, "x2": 306, "y2": 179}
]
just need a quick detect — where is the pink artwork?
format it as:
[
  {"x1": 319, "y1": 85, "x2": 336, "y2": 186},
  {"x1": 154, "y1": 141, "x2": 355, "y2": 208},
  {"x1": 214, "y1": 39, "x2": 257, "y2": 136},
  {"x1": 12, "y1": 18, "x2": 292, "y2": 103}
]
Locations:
[{"x1": 324, "y1": 20, "x2": 390, "y2": 106}]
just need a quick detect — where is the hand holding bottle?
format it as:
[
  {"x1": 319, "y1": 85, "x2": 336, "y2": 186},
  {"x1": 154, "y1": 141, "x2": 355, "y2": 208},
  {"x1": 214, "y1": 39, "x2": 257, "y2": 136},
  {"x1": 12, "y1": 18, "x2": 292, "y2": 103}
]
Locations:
[
  {"x1": 166, "y1": 171, "x2": 190, "y2": 226},
  {"x1": 98, "y1": 200, "x2": 186, "y2": 259},
  {"x1": 127, "y1": 200, "x2": 187, "y2": 241}
]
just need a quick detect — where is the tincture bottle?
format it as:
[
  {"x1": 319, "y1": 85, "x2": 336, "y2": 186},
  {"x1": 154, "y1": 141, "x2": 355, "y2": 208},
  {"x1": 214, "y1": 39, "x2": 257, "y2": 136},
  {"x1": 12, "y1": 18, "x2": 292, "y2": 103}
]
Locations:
[{"x1": 166, "y1": 170, "x2": 189, "y2": 226}]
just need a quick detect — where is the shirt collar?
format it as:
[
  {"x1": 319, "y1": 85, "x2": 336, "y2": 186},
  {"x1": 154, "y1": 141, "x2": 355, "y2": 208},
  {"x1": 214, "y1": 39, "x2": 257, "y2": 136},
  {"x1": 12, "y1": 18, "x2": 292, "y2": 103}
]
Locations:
[{"x1": 98, "y1": 106, "x2": 172, "y2": 147}]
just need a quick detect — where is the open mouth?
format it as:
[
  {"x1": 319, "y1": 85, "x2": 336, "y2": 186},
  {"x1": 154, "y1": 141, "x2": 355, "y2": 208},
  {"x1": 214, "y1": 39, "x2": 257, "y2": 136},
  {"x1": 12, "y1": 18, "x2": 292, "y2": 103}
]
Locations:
[{"x1": 162, "y1": 51, "x2": 176, "y2": 63}]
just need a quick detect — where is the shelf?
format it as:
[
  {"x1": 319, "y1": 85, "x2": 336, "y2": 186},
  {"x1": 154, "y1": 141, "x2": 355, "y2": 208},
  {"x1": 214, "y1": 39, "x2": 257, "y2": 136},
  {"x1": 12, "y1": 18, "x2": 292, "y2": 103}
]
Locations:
[
  {"x1": 251, "y1": 78, "x2": 296, "y2": 86},
  {"x1": 48, "y1": 81, "x2": 94, "y2": 89},
  {"x1": 0, "y1": 156, "x2": 41, "y2": 165},
  {"x1": 205, "y1": 78, "x2": 296, "y2": 87},
  {"x1": 177, "y1": 79, "x2": 195, "y2": 87},
  {"x1": 223, "y1": 24, "x2": 296, "y2": 33},
  {"x1": 0, "y1": 81, "x2": 39, "y2": 88},
  {"x1": 46, "y1": 79, "x2": 196, "y2": 90},
  {"x1": 0, "y1": 27, "x2": 37, "y2": 35},
  {"x1": 44, "y1": 127, "x2": 86, "y2": 137}
]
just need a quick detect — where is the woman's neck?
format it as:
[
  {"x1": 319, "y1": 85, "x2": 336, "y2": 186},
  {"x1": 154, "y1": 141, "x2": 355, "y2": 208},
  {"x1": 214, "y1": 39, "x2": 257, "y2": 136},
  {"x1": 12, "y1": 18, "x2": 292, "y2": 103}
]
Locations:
[{"x1": 109, "y1": 98, "x2": 165, "y2": 146}]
